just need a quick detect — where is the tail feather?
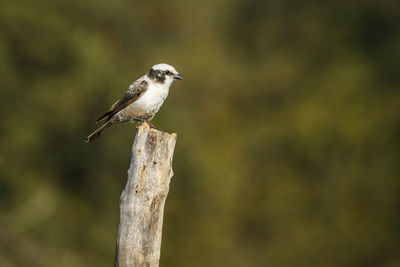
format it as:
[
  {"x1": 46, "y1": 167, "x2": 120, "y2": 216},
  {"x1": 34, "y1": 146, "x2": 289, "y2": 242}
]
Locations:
[
  {"x1": 96, "y1": 111, "x2": 111, "y2": 124},
  {"x1": 85, "y1": 121, "x2": 113, "y2": 143}
]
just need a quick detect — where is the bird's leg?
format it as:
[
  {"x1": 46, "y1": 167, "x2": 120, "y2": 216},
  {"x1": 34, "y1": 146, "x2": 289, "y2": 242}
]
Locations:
[
  {"x1": 133, "y1": 118, "x2": 146, "y2": 126},
  {"x1": 145, "y1": 120, "x2": 156, "y2": 129},
  {"x1": 133, "y1": 118, "x2": 145, "y2": 123},
  {"x1": 134, "y1": 118, "x2": 156, "y2": 129}
]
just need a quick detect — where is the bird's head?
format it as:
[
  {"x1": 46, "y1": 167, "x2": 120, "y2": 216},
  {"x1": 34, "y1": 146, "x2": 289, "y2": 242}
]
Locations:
[{"x1": 147, "y1": 63, "x2": 182, "y2": 85}]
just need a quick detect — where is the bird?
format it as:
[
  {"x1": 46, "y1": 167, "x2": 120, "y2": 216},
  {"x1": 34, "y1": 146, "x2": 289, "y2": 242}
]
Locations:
[{"x1": 85, "y1": 63, "x2": 182, "y2": 143}]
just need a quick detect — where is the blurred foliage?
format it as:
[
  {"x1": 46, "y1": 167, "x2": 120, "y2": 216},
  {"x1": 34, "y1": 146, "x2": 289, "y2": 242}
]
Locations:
[{"x1": 0, "y1": 0, "x2": 399, "y2": 266}]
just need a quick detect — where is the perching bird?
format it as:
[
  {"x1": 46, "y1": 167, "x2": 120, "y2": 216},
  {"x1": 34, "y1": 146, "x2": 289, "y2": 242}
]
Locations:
[{"x1": 85, "y1": 63, "x2": 182, "y2": 143}]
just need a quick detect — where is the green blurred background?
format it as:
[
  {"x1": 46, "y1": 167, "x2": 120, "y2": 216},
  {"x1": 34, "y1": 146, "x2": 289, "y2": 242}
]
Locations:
[{"x1": 1, "y1": 0, "x2": 399, "y2": 266}]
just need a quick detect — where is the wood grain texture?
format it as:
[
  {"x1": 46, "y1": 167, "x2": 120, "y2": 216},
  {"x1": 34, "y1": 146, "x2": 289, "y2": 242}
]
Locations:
[{"x1": 114, "y1": 122, "x2": 177, "y2": 267}]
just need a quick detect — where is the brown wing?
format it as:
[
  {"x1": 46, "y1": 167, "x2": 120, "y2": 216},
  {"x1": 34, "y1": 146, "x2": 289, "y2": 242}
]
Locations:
[{"x1": 96, "y1": 79, "x2": 148, "y2": 123}]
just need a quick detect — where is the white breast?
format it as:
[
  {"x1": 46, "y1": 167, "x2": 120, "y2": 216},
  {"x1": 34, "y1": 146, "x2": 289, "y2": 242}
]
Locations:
[
  {"x1": 135, "y1": 82, "x2": 169, "y2": 111},
  {"x1": 120, "y1": 82, "x2": 170, "y2": 121}
]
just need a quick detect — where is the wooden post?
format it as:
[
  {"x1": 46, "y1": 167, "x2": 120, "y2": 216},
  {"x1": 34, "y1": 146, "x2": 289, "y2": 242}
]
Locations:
[{"x1": 114, "y1": 122, "x2": 177, "y2": 267}]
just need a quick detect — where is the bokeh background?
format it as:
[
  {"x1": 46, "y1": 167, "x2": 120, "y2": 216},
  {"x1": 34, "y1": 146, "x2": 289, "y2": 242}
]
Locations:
[{"x1": 1, "y1": 0, "x2": 399, "y2": 266}]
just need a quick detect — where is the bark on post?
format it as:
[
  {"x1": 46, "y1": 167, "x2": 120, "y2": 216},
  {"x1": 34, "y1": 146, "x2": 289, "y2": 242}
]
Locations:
[{"x1": 114, "y1": 122, "x2": 177, "y2": 267}]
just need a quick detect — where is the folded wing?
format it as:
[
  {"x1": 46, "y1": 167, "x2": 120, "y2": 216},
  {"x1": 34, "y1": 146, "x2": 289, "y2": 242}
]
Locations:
[{"x1": 96, "y1": 79, "x2": 148, "y2": 123}]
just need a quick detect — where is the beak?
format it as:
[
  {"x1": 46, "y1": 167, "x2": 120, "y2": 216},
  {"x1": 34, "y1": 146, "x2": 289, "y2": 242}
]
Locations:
[{"x1": 173, "y1": 73, "x2": 183, "y2": 80}]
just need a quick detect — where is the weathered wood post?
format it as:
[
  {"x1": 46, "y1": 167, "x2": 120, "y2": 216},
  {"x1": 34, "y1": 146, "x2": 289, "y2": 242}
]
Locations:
[{"x1": 114, "y1": 122, "x2": 177, "y2": 267}]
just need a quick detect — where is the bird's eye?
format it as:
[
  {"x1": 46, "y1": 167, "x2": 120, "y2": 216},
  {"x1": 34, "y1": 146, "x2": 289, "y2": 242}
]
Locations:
[{"x1": 166, "y1": 71, "x2": 170, "y2": 75}]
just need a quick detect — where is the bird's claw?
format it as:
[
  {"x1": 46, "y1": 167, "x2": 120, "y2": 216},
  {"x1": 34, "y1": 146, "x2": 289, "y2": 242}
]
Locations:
[{"x1": 134, "y1": 119, "x2": 156, "y2": 129}]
